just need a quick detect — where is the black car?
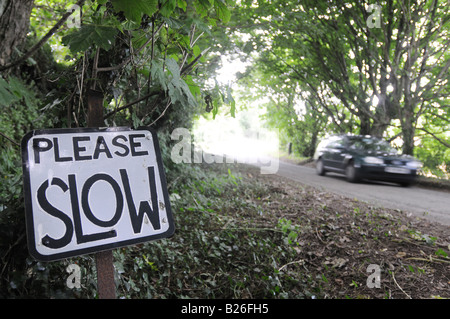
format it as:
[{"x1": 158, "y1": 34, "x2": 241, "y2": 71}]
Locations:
[{"x1": 313, "y1": 135, "x2": 422, "y2": 186}]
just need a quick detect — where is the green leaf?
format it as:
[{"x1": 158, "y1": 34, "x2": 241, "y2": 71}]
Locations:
[
  {"x1": 177, "y1": 0, "x2": 187, "y2": 12},
  {"x1": 435, "y1": 248, "x2": 449, "y2": 258},
  {"x1": 195, "y1": 0, "x2": 213, "y2": 17},
  {"x1": 0, "y1": 78, "x2": 18, "y2": 106},
  {"x1": 151, "y1": 60, "x2": 168, "y2": 91},
  {"x1": 193, "y1": 44, "x2": 201, "y2": 57},
  {"x1": 160, "y1": 0, "x2": 177, "y2": 17},
  {"x1": 131, "y1": 30, "x2": 149, "y2": 49},
  {"x1": 166, "y1": 58, "x2": 181, "y2": 79},
  {"x1": 214, "y1": 0, "x2": 231, "y2": 23},
  {"x1": 191, "y1": 17, "x2": 212, "y2": 35},
  {"x1": 168, "y1": 82, "x2": 181, "y2": 104},
  {"x1": 212, "y1": 98, "x2": 219, "y2": 119},
  {"x1": 162, "y1": 17, "x2": 183, "y2": 29},
  {"x1": 7, "y1": 77, "x2": 34, "y2": 107},
  {"x1": 131, "y1": 112, "x2": 141, "y2": 129},
  {"x1": 165, "y1": 58, "x2": 197, "y2": 107},
  {"x1": 62, "y1": 24, "x2": 118, "y2": 53},
  {"x1": 185, "y1": 75, "x2": 201, "y2": 97},
  {"x1": 227, "y1": 86, "x2": 236, "y2": 117},
  {"x1": 111, "y1": 0, "x2": 158, "y2": 23}
]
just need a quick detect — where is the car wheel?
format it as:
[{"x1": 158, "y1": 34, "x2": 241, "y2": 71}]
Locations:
[
  {"x1": 345, "y1": 162, "x2": 360, "y2": 183},
  {"x1": 316, "y1": 159, "x2": 326, "y2": 176},
  {"x1": 399, "y1": 181, "x2": 411, "y2": 187}
]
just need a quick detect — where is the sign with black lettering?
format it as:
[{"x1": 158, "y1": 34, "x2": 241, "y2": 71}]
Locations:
[{"x1": 21, "y1": 127, "x2": 174, "y2": 262}]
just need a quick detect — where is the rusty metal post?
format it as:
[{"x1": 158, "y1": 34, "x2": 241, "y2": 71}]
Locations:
[
  {"x1": 95, "y1": 250, "x2": 116, "y2": 299},
  {"x1": 87, "y1": 89, "x2": 116, "y2": 299}
]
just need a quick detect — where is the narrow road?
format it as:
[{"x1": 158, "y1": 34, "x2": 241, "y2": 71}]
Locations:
[{"x1": 253, "y1": 158, "x2": 450, "y2": 226}]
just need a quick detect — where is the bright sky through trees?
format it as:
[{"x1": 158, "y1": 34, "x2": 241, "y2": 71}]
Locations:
[{"x1": 195, "y1": 55, "x2": 279, "y2": 161}]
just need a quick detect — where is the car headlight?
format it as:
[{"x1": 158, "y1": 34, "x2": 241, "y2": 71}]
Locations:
[{"x1": 363, "y1": 156, "x2": 384, "y2": 165}]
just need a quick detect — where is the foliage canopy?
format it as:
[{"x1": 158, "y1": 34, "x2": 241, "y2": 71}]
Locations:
[{"x1": 226, "y1": 0, "x2": 450, "y2": 175}]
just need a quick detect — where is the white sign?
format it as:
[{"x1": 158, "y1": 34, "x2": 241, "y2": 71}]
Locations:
[{"x1": 21, "y1": 127, "x2": 174, "y2": 261}]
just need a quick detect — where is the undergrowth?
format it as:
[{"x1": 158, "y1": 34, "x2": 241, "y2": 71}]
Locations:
[
  {"x1": 3, "y1": 160, "x2": 448, "y2": 299},
  {"x1": 112, "y1": 163, "x2": 310, "y2": 299},
  {"x1": 1, "y1": 162, "x2": 310, "y2": 298}
]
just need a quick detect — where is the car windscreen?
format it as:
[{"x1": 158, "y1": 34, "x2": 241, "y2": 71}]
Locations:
[{"x1": 348, "y1": 137, "x2": 397, "y2": 153}]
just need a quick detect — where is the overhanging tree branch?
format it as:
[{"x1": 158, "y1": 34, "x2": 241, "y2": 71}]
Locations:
[
  {"x1": 416, "y1": 127, "x2": 450, "y2": 148},
  {"x1": 103, "y1": 91, "x2": 160, "y2": 119},
  {"x1": 0, "y1": 131, "x2": 20, "y2": 147},
  {"x1": 180, "y1": 47, "x2": 210, "y2": 76},
  {"x1": 0, "y1": 0, "x2": 86, "y2": 72},
  {"x1": 96, "y1": 23, "x2": 165, "y2": 73}
]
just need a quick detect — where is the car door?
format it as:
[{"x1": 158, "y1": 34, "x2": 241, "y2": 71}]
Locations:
[{"x1": 326, "y1": 137, "x2": 347, "y2": 170}]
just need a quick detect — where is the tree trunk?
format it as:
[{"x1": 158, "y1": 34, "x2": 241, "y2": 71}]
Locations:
[
  {"x1": 307, "y1": 129, "x2": 318, "y2": 158},
  {"x1": 401, "y1": 110, "x2": 415, "y2": 155},
  {"x1": 359, "y1": 115, "x2": 371, "y2": 135},
  {"x1": 401, "y1": 121, "x2": 415, "y2": 155},
  {"x1": 0, "y1": 0, "x2": 34, "y2": 67},
  {"x1": 370, "y1": 113, "x2": 389, "y2": 138},
  {"x1": 400, "y1": 93, "x2": 416, "y2": 155}
]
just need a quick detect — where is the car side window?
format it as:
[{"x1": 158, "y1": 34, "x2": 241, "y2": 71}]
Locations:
[
  {"x1": 327, "y1": 138, "x2": 345, "y2": 149},
  {"x1": 316, "y1": 139, "x2": 329, "y2": 150},
  {"x1": 323, "y1": 137, "x2": 338, "y2": 148},
  {"x1": 349, "y1": 141, "x2": 364, "y2": 150}
]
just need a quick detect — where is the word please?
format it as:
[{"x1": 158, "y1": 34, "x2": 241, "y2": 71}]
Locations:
[{"x1": 32, "y1": 134, "x2": 149, "y2": 164}]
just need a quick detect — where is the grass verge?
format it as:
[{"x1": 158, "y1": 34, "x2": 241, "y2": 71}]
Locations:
[{"x1": 114, "y1": 162, "x2": 450, "y2": 299}]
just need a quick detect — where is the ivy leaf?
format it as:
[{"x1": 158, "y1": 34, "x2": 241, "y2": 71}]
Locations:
[
  {"x1": 0, "y1": 77, "x2": 18, "y2": 106},
  {"x1": 62, "y1": 24, "x2": 118, "y2": 53},
  {"x1": 111, "y1": 0, "x2": 158, "y2": 23},
  {"x1": 7, "y1": 76, "x2": 35, "y2": 108}
]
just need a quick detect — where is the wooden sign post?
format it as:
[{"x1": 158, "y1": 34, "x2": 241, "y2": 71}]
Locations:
[{"x1": 21, "y1": 90, "x2": 174, "y2": 299}]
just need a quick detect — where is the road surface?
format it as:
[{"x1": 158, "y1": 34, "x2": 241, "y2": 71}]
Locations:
[{"x1": 252, "y1": 158, "x2": 450, "y2": 226}]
